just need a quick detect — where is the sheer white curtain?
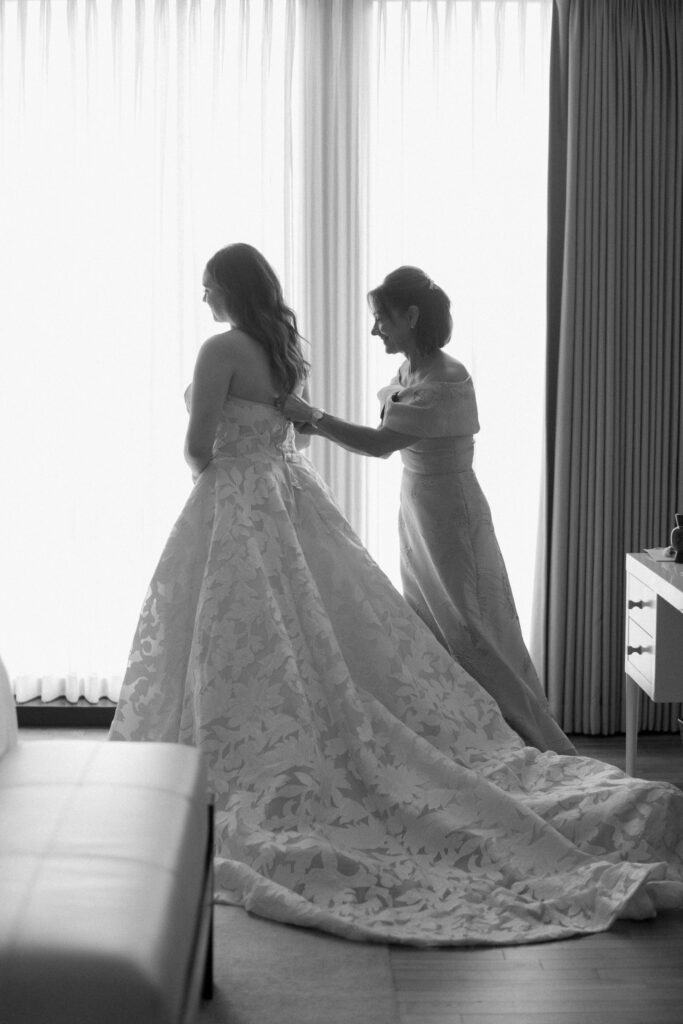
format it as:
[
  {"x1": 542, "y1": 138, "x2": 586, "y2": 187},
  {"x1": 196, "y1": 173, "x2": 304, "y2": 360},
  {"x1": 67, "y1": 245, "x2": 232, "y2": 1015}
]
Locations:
[
  {"x1": 0, "y1": 0, "x2": 303, "y2": 701},
  {"x1": 0, "y1": 0, "x2": 551, "y2": 703},
  {"x1": 362, "y1": 0, "x2": 552, "y2": 638}
]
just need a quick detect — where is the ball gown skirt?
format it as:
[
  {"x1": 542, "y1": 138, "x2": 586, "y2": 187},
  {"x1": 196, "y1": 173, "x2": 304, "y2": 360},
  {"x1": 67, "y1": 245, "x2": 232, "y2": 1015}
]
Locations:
[{"x1": 110, "y1": 397, "x2": 683, "y2": 946}]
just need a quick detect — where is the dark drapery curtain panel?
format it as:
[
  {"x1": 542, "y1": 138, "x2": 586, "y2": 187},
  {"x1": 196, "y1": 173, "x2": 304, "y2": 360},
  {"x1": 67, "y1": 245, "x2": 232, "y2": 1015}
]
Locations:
[{"x1": 536, "y1": 0, "x2": 683, "y2": 734}]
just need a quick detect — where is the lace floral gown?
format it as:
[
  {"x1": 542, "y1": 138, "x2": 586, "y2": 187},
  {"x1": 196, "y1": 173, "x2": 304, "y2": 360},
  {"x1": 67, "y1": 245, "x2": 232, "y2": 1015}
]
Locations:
[
  {"x1": 110, "y1": 396, "x2": 683, "y2": 946},
  {"x1": 378, "y1": 376, "x2": 574, "y2": 755}
]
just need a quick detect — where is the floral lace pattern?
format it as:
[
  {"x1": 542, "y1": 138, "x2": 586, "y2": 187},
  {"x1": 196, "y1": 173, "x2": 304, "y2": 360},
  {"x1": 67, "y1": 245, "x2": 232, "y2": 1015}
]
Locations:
[{"x1": 110, "y1": 397, "x2": 683, "y2": 945}]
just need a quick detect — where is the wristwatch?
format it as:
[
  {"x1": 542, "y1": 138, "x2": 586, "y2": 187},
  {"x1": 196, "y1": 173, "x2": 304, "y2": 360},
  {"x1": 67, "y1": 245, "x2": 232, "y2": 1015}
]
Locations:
[{"x1": 310, "y1": 408, "x2": 324, "y2": 425}]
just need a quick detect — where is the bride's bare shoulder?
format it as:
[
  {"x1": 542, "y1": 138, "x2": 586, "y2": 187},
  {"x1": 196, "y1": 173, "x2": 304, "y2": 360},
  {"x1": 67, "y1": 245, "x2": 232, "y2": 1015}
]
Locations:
[
  {"x1": 200, "y1": 328, "x2": 265, "y2": 367},
  {"x1": 203, "y1": 327, "x2": 253, "y2": 352}
]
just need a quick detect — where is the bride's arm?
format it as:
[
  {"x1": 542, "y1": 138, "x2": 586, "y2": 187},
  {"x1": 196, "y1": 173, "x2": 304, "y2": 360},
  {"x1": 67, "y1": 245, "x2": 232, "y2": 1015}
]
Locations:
[{"x1": 185, "y1": 335, "x2": 234, "y2": 477}]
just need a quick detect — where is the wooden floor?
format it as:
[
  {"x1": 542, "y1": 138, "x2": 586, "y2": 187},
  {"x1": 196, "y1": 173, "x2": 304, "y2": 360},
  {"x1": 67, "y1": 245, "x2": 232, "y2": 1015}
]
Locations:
[
  {"x1": 391, "y1": 915, "x2": 683, "y2": 1024},
  {"x1": 19, "y1": 727, "x2": 683, "y2": 1024},
  {"x1": 392, "y1": 733, "x2": 683, "y2": 1024}
]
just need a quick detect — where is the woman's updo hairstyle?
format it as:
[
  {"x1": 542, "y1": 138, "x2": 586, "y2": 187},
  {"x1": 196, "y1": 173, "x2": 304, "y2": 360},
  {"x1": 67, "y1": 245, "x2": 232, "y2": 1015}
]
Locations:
[{"x1": 368, "y1": 266, "x2": 452, "y2": 355}]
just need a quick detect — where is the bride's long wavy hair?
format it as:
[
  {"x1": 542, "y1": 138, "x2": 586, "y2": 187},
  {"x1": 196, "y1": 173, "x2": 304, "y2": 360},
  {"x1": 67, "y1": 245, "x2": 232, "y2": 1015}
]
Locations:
[{"x1": 204, "y1": 243, "x2": 310, "y2": 394}]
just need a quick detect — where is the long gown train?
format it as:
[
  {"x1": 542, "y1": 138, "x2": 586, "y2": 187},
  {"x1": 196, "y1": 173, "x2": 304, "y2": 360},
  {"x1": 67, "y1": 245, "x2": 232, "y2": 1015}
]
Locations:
[{"x1": 110, "y1": 397, "x2": 683, "y2": 946}]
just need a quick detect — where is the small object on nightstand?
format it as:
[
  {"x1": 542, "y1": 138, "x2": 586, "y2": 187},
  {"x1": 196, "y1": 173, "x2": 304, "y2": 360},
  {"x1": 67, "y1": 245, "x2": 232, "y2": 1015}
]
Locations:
[
  {"x1": 670, "y1": 513, "x2": 683, "y2": 564},
  {"x1": 643, "y1": 546, "x2": 675, "y2": 561}
]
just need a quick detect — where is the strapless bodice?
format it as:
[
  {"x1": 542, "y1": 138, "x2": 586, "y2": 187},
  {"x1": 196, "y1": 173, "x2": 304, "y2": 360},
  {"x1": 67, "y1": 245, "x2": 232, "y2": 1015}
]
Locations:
[{"x1": 212, "y1": 396, "x2": 298, "y2": 460}]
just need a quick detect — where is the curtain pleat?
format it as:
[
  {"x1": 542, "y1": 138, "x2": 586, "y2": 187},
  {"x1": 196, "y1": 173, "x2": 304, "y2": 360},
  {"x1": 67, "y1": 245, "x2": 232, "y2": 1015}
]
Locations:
[
  {"x1": 542, "y1": 0, "x2": 683, "y2": 734},
  {"x1": 299, "y1": 0, "x2": 371, "y2": 539}
]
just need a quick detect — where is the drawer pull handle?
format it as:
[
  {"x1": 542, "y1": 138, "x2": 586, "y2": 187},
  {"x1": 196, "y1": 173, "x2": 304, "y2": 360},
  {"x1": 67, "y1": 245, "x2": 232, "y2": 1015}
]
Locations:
[
  {"x1": 628, "y1": 600, "x2": 645, "y2": 609},
  {"x1": 627, "y1": 645, "x2": 645, "y2": 656}
]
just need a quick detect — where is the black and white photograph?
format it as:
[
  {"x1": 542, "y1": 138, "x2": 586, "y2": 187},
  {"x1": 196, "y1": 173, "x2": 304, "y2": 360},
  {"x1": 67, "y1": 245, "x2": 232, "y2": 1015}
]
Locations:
[{"x1": 1, "y1": 1, "x2": 683, "y2": 1022}]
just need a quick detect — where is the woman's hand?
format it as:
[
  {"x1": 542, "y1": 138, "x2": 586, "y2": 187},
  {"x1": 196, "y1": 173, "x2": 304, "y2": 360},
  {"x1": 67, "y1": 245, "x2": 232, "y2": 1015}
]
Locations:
[{"x1": 280, "y1": 392, "x2": 315, "y2": 423}]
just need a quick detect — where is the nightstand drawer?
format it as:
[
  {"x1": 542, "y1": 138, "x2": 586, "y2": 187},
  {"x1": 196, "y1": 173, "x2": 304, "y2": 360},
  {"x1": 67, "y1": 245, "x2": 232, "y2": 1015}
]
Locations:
[
  {"x1": 624, "y1": 552, "x2": 683, "y2": 776},
  {"x1": 626, "y1": 618, "x2": 655, "y2": 694},
  {"x1": 626, "y1": 575, "x2": 656, "y2": 637}
]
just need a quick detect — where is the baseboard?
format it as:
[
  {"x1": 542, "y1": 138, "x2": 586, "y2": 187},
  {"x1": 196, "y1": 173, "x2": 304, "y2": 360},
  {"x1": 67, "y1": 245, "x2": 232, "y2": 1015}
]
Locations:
[{"x1": 16, "y1": 699, "x2": 116, "y2": 728}]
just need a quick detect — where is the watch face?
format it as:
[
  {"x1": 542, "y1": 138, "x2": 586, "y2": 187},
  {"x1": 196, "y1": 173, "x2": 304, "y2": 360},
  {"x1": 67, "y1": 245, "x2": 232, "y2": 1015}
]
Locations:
[{"x1": 312, "y1": 409, "x2": 323, "y2": 422}]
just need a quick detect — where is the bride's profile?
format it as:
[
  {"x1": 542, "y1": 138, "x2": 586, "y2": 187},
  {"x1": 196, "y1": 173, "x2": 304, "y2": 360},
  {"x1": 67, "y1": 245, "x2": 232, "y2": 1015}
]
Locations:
[{"x1": 110, "y1": 242, "x2": 683, "y2": 946}]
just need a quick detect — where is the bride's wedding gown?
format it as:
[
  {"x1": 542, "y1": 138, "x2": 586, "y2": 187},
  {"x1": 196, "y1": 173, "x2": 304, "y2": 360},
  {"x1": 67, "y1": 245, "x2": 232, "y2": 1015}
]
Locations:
[{"x1": 110, "y1": 396, "x2": 683, "y2": 946}]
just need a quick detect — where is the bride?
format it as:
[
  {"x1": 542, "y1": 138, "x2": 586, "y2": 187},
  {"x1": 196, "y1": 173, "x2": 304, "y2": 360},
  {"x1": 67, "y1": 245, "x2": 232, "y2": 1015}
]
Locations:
[{"x1": 110, "y1": 242, "x2": 683, "y2": 946}]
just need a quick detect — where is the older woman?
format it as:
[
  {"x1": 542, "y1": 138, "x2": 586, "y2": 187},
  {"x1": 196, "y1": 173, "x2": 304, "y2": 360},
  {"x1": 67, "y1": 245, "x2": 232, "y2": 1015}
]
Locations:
[{"x1": 281, "y1": 265, "x2": 574, "y2": 755}]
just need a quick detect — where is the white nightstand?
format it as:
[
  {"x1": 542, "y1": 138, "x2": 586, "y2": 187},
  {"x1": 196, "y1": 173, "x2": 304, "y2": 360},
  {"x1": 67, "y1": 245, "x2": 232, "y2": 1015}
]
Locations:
[{"x1": 624, "y1": 552, "x2": 683, "y2": 775}]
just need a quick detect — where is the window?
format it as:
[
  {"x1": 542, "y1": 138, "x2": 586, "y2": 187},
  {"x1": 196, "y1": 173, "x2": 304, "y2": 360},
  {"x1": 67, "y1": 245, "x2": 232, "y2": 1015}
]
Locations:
[{"x1": 0, "y1": 0, "x2": 551, "y2": 703}]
